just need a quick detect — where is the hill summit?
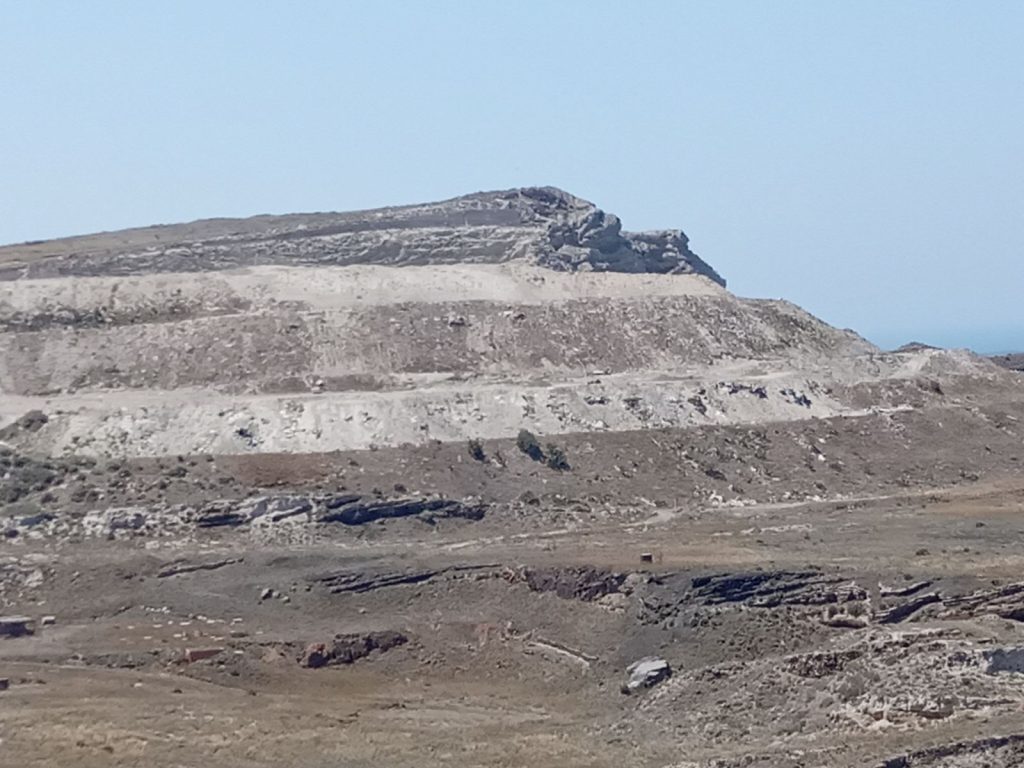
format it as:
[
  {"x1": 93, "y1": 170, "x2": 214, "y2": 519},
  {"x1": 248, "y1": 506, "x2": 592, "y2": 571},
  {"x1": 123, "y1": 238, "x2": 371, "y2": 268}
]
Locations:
[{"x1": 0, "y1": 187, "x2": 724, "y2": 284}]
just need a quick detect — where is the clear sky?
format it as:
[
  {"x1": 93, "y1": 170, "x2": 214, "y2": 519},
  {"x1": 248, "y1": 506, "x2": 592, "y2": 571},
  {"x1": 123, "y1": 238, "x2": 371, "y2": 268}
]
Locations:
[{"x1": 2, "y1": 2, "x2": 1021, "y2": 351}]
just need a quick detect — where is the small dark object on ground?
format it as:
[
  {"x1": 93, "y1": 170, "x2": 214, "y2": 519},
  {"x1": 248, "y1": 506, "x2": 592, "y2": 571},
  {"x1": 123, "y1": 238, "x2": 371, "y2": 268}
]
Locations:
[
  {"x1": 0, "y1": 616, "x2": 35, "y2": 638},
  {"x1": 516, "y1": 429, "x2": 544, "y2": 462},
  {"x1": 467, "y1": 438, "x2": 486, "y2": 462},
  {"x1": 545, "y1": 443, "x2": 570, "y2": 471}
]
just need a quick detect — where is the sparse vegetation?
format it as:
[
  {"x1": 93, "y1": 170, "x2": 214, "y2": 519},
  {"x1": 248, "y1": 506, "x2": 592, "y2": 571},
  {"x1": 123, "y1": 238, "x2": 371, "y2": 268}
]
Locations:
[
  {"x1": 846, "y1": 601, "x2": 867, "y2": 618},
  {"x1": 516, "y1": 429, "x2": 544, "y2": 462},
  {"x1": 514, "y1": 430, "x2": 569, "y2": 470},
  {"x1": 544, "y1": 443, "x2": 570, "y2": 472},
  {"x1": 467, "y1": 438, "x2": 486, "y2": 462},
  {"x1": 0, "y1": 447, "x2": 60, "y2": 503}
]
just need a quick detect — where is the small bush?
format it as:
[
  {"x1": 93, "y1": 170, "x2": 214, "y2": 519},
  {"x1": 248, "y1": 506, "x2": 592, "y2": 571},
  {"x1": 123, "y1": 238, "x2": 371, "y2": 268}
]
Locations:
[
  {"x1": 467, "y1": 438, "x2": 486, "y2": 462},
  {"x1": 545, "y1": 443, "x2": 570, "y2": 472},
  {"x1": 0, "y1": 482, "x2": 29, "y2": 504},
  {"x1": 516, "y1": 429, "x2": 544, "y2": 462}
]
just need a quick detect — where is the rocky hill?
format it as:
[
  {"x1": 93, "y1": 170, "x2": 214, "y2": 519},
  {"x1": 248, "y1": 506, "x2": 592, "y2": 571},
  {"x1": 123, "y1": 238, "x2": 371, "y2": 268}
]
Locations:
[
  {"x1": 0, "y1": 187, "x2": 724, "y2": 282},
  {"x1": 2, "y1": 186, "x2": 1006, "y2": 460},
  {"x1": 2, "y1": 189, "x2": 1023, "y2": 768}
]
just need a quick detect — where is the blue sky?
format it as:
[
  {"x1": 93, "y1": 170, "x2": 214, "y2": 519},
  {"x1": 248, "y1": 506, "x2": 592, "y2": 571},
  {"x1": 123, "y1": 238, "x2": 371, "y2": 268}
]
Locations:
[{"x1": 2, "y1": 1, "x2": 1021, "y2": 351}]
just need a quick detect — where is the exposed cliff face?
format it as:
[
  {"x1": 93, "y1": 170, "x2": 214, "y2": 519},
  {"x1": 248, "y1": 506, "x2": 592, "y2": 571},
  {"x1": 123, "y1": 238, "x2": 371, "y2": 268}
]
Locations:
[
  {"x1": 0, "y1": 186, "x2": 725, "y2": 285},
  {"x1": 515, "y1": 187, "x2": 725, "y2": 283}
]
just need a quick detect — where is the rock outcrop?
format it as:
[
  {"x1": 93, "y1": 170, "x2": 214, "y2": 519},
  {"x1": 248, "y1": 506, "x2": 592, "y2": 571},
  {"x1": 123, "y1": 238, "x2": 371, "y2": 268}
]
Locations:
[
  {"x1": 0, "y1": 187, "x2": 724, "y2": 284},
  {"x1": 300, "y1": 631, "x2": 408, "y2": 668}
]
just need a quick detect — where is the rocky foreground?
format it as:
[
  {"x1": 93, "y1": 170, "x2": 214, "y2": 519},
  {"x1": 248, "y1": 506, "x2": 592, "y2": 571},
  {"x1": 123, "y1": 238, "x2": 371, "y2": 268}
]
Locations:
[{"x1": 1, "y1": 189, "x2": 1023, "y2": 768}]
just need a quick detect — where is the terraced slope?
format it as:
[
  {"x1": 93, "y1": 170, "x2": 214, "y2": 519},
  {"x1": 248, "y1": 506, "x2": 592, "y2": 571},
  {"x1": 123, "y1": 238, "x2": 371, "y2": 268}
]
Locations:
[{"x1": 0, "y1": 188, "x2": 1008, "y2": 458}]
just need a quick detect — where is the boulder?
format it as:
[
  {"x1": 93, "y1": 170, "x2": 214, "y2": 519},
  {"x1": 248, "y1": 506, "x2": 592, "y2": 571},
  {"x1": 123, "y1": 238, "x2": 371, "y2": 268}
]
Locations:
[
  {"x1": 985, "y1": 647, "x2": 1024, "y2": 674},
  {"x1": 300, "y1": 642, "x2": 332, "y2": 669},
  {"x1": 183, "y1": 647, "x2": 224, "y2": 663},
  {"x1": 625, "y1": 656, "x2": 671, "y2": 692},
  {"x1": 507, "y1": 566, "x2": 628, "y2": 602},
  {"x1": 0, "y1": 616, "x2": 34, "y2": 638}
]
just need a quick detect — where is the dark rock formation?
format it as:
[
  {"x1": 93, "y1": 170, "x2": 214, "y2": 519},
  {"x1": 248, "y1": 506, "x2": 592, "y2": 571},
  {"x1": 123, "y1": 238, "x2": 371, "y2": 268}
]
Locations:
[
  {"x1": 878, "y1": 733, "x2": 1024, "y2": 768},
  {"x1": 991, "y1": 353, "x2": 1024, "y2": 372},
  {"x1": 638, "y1": 569, "x2": 868, "y2": 626},
  {"x1": 940, "y1": 581, "x2": 1024, "y2": 621},
  {"x1": 195, "y1": 509, "x2": 248, "y2": 528},
  {"x1": 0, "y1": 444, "x2": 61, "y2": 504},
  {"x1": 984, "y1": 647, "x2": 1024, "y2": 674},
  {"x1": 524, "y1": 187, "x2": 723, "y2": 281},
  {"x1": 686, "y1": 570, "x2": 866, "y2": 608},
  {"x1": 312, "y1": 564, "x2": 498, "y2": 595},
  {"x1": 0, "y1": 410, "x2": 48, "y2": 437},
  {"x1": 300, "y1": 631, "x2": 408, "y2": 668},
  {"x1": 191, "y1": 493, "x2": 485, "y2": 529},
  {"x1": 505, "y1": 566, "x2": 628, "y2": 602},
  {"x1": 0, "y1": 616, "x2": 35, "y2": 638},
  {"x1": 0, "y1": 187, "x2": 725, "y2": 285},
  {"x1": 318, "y1": 496, "x2": 486, "y2": 525},
  {"x1": 875, "y1": 592, "x2": 942, "y2": 624}
]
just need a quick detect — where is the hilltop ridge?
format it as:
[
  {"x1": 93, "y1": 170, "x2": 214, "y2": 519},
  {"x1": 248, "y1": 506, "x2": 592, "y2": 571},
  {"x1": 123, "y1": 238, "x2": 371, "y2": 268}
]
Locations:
[{"x1": 0, "y1": 187, "x2": 725, "y2": 284}]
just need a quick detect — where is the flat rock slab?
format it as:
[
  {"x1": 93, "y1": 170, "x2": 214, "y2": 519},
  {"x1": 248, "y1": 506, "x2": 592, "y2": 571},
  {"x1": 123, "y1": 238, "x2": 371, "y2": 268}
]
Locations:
[{"x1": 0, "y1": 616, "x2": 35, "y2": 638}]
